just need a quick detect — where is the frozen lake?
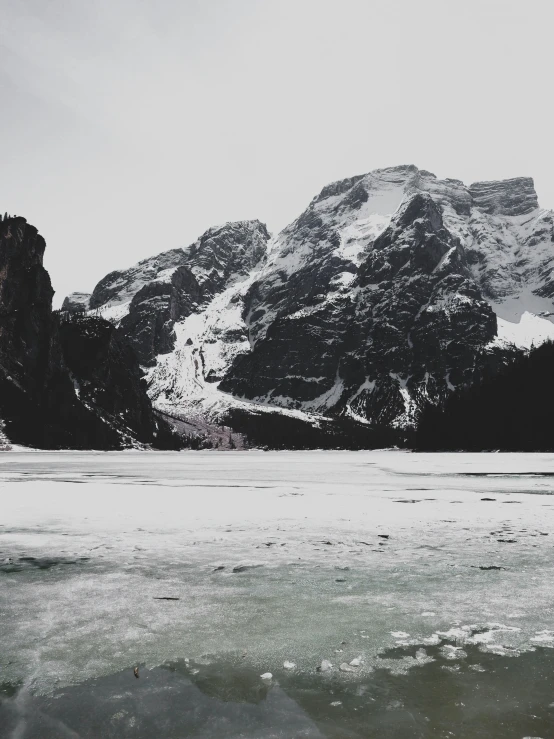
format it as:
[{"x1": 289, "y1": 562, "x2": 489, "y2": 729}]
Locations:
[{"x1": 1, "y1": 450, "x2": 554, "y2": 738}]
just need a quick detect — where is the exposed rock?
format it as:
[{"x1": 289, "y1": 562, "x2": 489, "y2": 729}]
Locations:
[
  {"x1": 89, "y1": 248, "x2": 187, "y2": 310},
  {"x1": 0, "y1": 217, "x2": 109, "y2": 448},
  {"x1": 0, "y1": 217, "x2": 178, "y2": 449},
  {"x1": 469, "y1": 177, "x2": 539, "y2": 216},
  {"x1": 118, "y1": 265, "x2": 203, "y2": 366},
  {"x1": 61, "y1": 291, "x2": 91, "y2": 312},
  {"x1": 58, "y1": 314, "x2": 162, "y2": 444},
  {"x1": 221, "y1": 185, "x2": 498, "y2": 426},
  {"x1": 85, "y1": 220, "x2": 270, "y2": 367}
]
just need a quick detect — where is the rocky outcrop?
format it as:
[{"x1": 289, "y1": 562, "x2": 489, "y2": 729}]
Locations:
[
  {"x1": 117, "y1": 266, "x2": 203, "y2": 365},
  {"x1": 0, "y1": 216, "x2": 177, "y2": 449},
  {"x1": 61, "y1": 292, "x2": 91, "y2": 312},
  {"x1": 469, "y1": 177, "x2": 539, "y2": 216},
  {"x1": 89, "y1": 248, "x2": 187, "y2": 310}
]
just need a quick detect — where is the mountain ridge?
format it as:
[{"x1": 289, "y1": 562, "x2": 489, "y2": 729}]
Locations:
[{"x1": 63, "y1": 164, "x2": 554, "y2": 441}]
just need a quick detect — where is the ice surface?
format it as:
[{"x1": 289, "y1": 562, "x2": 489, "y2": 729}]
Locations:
[{"x1": 1, "y1": 450, "x2": 554, "y2": 698}]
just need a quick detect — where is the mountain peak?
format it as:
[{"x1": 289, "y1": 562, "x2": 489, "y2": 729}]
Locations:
[{"x1": 200, "y1": 219, "x2": 269, "y2": 238}]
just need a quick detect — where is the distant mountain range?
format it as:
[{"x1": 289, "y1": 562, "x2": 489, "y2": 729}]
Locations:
[
  {"x1": 63, "y1": 164, "x2": 554, "y2": 446},
  {"x1": 2, "y1": 163, "x2": 553, "y2": 449}
]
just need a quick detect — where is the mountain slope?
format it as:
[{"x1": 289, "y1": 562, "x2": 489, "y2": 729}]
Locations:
[{"x1": 72, "y1": 165, "x2": 554, "y2": 435}]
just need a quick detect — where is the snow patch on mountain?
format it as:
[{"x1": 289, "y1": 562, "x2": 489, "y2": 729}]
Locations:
[
  {"x1": 144, "y1": 279, "x2": 251, "y2": 420},
  {"x1": 488, "y1": 312, "x2": 554, "y2": 350},
  {"x1": 345, "y1": 378, "x2": 377, "y2": 425},
  {"x1": 95, "y1": 299, "x2": 133, "y2": 323},
  {"x1": 144, "y1": 275, "x2": 326, "y2": 426},
  {"x1": 297, "y1": 373, "x2": 345, "y2": 414},
  {"x1": 389, "y1": 373, "x2": 418, "y2": 428}
]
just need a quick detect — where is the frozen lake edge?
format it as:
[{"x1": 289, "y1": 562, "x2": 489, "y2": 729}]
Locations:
[{"x1": 1, "y1": 450, "x2": 554, "y2": 736}]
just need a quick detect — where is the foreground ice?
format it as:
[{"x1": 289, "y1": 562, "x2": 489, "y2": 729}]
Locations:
[{"x1": 1, "y1": 450, "x2": 554, "y2": 703}]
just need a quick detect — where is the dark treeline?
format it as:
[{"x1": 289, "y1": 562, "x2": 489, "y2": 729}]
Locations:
[
  {"x1": 415, "y1": 341, "x2": 554, "y2": 451},
  {"x1": 225, "y1": 407, "x2": 403, "y2": 450}
]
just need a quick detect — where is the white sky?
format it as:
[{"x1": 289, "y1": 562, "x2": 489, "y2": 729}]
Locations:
[{"x1": 1, "y1": 0, "x2": 552, "y2": 306}]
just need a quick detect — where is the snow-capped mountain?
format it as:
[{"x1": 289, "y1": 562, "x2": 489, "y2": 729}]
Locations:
[{"x1": 65, "y1": 165, "x2": 554, "y2": 433}]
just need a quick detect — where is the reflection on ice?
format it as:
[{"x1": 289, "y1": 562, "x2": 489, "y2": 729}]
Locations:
[{"x1": 3, "y1": 645, "x2": 554, "y2": 738}]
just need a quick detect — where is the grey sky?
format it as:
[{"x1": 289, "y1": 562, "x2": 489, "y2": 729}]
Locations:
[{"x1": 1, "y1": 0, "x2": 552, "y2": 306}]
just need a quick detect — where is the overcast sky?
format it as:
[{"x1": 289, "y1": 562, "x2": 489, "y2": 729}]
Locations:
[{"x1": 1, "y1": 0, "x2": 552, "y2": 306}]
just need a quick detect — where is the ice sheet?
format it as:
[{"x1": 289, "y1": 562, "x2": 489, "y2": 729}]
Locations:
[{"x1": 1, "y1": 450, "x2": 554, "y2": 695}]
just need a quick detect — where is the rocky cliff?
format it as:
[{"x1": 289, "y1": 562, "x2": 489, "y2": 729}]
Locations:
[{"x1": 0, "y1": 216, "x2": 177, "y2": 449}]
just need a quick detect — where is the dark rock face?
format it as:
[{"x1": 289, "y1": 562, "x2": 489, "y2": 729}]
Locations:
[
  {"x1": 469, "y1": 177, "x2": 539, "y2": 216},
  {"x1": 58, "y1": 315, "x2": 159, "y2": 444},
  {"x1": 0, "y1": 217, "x2": 96, "y2": 448},
  {"x1": 0, "y1": 217, "x2": 173, "y2": 449},
  {"x1": 118, "y1": 266, "x2": 203, "y2": 366},
  {"x1": 221, "y1": 192, "x2": 498, "y2": 425},
  {"x1": 89, "y1": 248, "x2": 187, "y2": 310},
  {"x1": 349, "y1": 194, "x2": 498, "y2": 424},
  {"x1": 184, "y1": 220, "x2": 269, "y2": 294},
  {"x1": 220, "y1": 292, "x2": 356, "y2": 407},
  {"x1": 0, "y1": 217, "x2": 56, "y2": 382}
]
